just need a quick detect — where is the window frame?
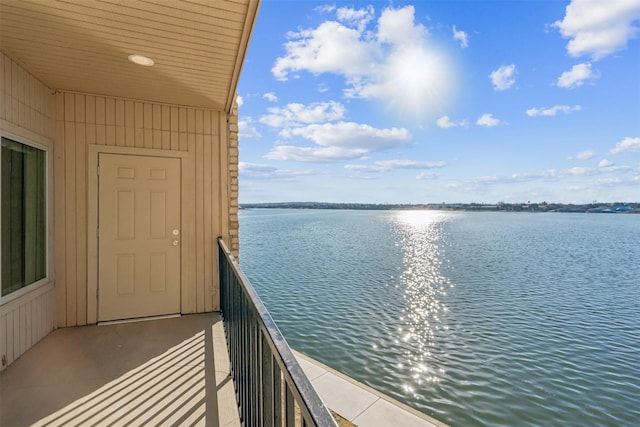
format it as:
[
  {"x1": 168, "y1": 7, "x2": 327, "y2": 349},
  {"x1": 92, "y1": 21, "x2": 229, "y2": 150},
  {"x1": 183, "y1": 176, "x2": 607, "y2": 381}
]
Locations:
[{"x1": 0, "y1": 130, "x2": 50, "y2": 305}]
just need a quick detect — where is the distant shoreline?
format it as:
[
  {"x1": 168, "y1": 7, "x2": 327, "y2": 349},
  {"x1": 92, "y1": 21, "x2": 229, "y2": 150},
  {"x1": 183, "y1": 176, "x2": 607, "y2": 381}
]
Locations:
[{"x1": 240, "y1": 202, "x2": 640, "y2": 214}]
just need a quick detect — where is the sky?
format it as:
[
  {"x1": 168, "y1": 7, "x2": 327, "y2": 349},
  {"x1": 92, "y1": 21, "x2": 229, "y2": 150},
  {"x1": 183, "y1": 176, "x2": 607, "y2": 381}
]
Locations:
[{"x1": 236, "y1": 0, "x2": 640, "y2": 204}]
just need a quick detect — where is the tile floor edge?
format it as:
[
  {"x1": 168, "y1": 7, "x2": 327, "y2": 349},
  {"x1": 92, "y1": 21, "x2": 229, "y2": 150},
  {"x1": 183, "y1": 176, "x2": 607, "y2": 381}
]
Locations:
[{"x1": 293, "y1": 350, "x2": 449, "y2": 427}]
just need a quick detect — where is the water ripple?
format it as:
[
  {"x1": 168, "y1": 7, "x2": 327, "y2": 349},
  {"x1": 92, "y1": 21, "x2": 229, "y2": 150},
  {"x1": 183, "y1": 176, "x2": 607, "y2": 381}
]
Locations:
[{"x1": 240, "y1": 210, "x2": 640, "y2": 427}]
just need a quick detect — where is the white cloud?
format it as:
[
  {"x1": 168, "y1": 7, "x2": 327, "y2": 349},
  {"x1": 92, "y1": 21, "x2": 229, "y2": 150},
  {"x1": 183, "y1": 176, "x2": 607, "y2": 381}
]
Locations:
[
  {"x1": 266, "y1": 122, "x2": 412, "y2": 162},
  {"x1": 452, "y1": 25, "x2": 469, "y2": 48},
  {"x1": 265, "y1": 145, "x2": 367, "y2": 162},
  {"x1": 238, "y1": 119, "x2": 262, "y2": 139},
  {"x1": 554, "y1": 0, "x2": 640, "y2": 60},
  {"x1": 336, "y1": 5, "x2": 375, "y2": 30},
  {"x1": 557, "y1": 63, "x2": 597, "y2": 89},
  {"x1": 476, "y1": 113, "x2": 502, "y2": 127},
  {"x1": 345, "y1": 159, "x2": 446, "y2": 172},
  {"x1": 272, "y1": 6, "x2": 456, "y2": 119},
  {"x1": 489, "y1": 64, "x2": 516, "y2": 91},
  {"x1": 610, "y1": 136, "x2": 640, "y2": 154},
  {"x1": 436, "y1": 115, "x2": 469, "y2": 129},
  {"x1": 280, "y1": 122, "x2": 411, "y2": 150},
  {"x1": 598, "y1": 159, "x2": 614, "y2": 168},
  {"x1": 416, "y1": 172, "x2": 440, "y2": 180},
  {"x1": 569, "y1": 149, "x2": 596, "y2": 160},
  {"x1": 239, "y1": 162, "x2": 314, "y2": 180},
  {"x1": 263, "y1": 92, "x2": 278, "y2": 102},
  {"x1": 236, "y1": 95, "x2": 244, "y2": 107},
  {"x1": 260, "y1": 101, "x2": 345, "y2": 128},
  {"x1": 526, "y1": 105, "x2": 582, "y2": 116}
]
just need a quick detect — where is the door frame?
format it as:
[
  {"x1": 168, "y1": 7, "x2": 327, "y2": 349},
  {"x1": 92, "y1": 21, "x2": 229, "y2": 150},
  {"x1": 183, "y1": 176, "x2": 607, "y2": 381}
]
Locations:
[{"x1": 87, "y1": 145, "x2": 188, "y2": 324}]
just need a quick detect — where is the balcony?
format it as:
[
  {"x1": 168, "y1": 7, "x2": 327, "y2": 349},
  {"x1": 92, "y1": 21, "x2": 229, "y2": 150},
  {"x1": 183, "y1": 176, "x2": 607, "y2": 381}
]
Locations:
[{"x1": 0, "y1": 240, "x2": 337, "y2": 427}]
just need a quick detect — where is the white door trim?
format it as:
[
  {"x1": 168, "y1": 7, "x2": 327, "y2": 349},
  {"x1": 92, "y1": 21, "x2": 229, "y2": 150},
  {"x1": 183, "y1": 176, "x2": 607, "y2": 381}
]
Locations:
[{"x1": 87, "y1": 145, "x2": 187, "y2": 324}]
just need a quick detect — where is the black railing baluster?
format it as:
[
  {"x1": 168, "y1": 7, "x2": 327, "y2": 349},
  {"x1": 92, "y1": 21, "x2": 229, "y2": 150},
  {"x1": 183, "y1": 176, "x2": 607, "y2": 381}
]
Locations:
[{"x1": 218, "y1": 238, "x2": 338, "y2": 427}]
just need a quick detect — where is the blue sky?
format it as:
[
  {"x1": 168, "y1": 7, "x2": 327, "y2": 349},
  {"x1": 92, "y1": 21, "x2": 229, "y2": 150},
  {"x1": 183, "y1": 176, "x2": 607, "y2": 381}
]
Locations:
[{"x1": 237, "y1": 0, "x2": 640, "y2": 204}]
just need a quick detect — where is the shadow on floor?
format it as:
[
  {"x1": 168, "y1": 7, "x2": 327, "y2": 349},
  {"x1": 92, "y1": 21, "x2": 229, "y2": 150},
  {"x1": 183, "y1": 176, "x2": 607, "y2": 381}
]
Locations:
[{"x1": 0, "y1": 313, "x2": 226, "y2": 427}]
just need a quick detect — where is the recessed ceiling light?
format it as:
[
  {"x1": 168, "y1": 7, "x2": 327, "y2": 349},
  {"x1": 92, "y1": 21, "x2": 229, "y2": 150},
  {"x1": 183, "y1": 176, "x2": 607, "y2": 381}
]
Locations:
[{"x1": 128, "y1": 54, "x2": 154, "y2": 66}]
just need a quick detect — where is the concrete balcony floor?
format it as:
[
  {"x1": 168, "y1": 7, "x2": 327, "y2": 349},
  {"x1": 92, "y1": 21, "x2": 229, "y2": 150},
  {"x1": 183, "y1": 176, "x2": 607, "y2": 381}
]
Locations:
[{"x1": 0, "y1": 313, "x2": 240, "y2": 427}]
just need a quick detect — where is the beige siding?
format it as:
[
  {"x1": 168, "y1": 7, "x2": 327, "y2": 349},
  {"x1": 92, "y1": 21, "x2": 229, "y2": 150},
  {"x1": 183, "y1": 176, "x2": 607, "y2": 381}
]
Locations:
[
  {"x1": 54, "y1": 90, "x2": 238, "y2": 326},
  {"x1": 0, "y1": 51, "x2": 56, "y2": 372}
]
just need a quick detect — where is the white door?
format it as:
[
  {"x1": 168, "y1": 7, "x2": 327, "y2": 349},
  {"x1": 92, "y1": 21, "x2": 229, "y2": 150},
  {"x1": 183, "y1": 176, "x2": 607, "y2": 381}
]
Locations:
[{"x1": 98, "y1": 153, "x2": 181, "y2": 321}]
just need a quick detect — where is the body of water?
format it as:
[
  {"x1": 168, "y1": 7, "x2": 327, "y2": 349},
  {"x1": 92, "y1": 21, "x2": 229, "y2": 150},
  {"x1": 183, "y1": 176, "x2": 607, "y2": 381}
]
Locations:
[{"x1": 238, "y1": 209, "x2": 640, "y2": 426}]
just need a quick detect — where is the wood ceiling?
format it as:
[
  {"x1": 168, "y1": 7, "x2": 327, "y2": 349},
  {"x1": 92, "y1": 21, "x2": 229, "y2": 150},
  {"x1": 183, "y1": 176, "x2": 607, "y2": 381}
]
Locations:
[{"x1": 0, "y1": 0, "x2": 260, "y2": 112}]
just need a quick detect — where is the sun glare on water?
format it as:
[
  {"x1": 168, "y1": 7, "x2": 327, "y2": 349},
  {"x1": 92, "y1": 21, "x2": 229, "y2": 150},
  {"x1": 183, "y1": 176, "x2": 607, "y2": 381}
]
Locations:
[{"x1": 392, "y1": 210, "x2": 455, "y2": 395}]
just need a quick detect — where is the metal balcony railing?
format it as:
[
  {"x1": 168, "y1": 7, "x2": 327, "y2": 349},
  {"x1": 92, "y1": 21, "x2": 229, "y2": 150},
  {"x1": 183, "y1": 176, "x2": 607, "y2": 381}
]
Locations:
[{"x1": 218, "y1": 238, "x2": 338, "y2": 427}]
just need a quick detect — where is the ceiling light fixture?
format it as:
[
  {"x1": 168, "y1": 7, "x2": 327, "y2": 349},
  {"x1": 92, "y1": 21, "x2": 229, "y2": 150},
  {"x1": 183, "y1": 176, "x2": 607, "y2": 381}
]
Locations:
[{"x1": 128, "y1": 54, "x2": 154, "y2": 66}]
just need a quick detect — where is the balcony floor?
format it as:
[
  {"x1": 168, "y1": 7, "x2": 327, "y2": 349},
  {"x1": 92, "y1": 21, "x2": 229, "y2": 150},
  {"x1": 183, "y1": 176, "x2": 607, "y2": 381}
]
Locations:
[{"x1": 0, "y1": 313, "x2": 240, "y2": 427}]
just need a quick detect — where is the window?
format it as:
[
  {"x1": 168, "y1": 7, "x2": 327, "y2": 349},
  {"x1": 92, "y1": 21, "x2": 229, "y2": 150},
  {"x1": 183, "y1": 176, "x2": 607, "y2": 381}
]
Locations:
[{"x1": 1, "y1": 137, "x2": 47, "y2": 297}]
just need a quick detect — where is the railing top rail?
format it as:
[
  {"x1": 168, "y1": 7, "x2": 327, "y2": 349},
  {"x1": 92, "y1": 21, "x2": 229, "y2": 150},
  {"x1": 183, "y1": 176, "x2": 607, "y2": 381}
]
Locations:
[{"x1": 218, "y1": 237, "x2": 338, "y2": 427}]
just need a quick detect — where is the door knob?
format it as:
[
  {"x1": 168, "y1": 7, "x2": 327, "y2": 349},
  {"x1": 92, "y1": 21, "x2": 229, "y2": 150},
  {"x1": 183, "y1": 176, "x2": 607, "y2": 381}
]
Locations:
[{"x1": 172, "y1": 239, "x2": 179, "y2": 246}]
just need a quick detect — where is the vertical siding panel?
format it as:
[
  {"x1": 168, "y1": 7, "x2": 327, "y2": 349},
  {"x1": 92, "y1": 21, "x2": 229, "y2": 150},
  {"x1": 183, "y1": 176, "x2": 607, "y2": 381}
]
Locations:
[
  {"x1": 86, "y1": 95, "x2": 96, "y2": 124},
  {"x1": 179, "y1": 108, "x2": 188, "y2": 151},
  {"x1": 28, "y1": 75, "x2": 36, "y2": 131},
  {"x1": 17, "y1": 63, "x2": 25, "y2": 127},
  {"x1": 86, "y1": 95, "x2": 96, "y2": 145},
  {"x1": 25, "y1": 301, "x2": 33, "y2": 350},
  {"x1": 203, "y1": 110, "x2": 212, "y2": 135},
  {"x1": 96, "y1": 96, "x2": 106, "y2": 145},
  {"x1": 18, "y1": 306, "x2": 26, "y2": 357},
  {"x1": 76, "y1": 121, "x2": 88, "y2": 325},
  {"x1": 161, "y1": 106, "x2": 170, "y2": 149},
  {"x1": 162, "y1": 130, "x2": 170, "y2": 151},
  {"x1": 195, "y1": 134, "x2": 205, "y2": 313},
  {"x1": 105, "y1": 98, "x2": 116, "y2": 146},
  {"x1": 125, "y1": 100, "x2": 135, "y2": 147},
  {"x1": 187, "y1": 109, "x2": 196, "y2": 135},
  {"x1": 54, "y1": 95, "x2": 67, "y2": 327},
  {"x1": 65, "y1": 120, "x2": 78, "y2": 326},
  {"x1": 144, "y1": 103, "x2": 153, "y2": 148},
  {"x1": 75, "y1": 93, "x2": 85, "y2": 123},
  {"x1": 6, "y1": 313, "x2": 14, "y2": 365},
  {"x1": 37, "y1": 295, "x2": 43, "y2": 340},
  {"x1": 4, "y1": 56, "x2": 12, "y2": 123},
  {"x1": 115, "y1": 99, "x2": 125, "y2": 146},
  {"x1": 185, "y1": 134, "x2": 197, "y2": 312},
  {"x1": 0, "y1": 315, "x2": 6, "y2": 371},
  {"x1": 203, "y1": 132, "x2": 214, "y2": 312},
  {"x1": 45, "y1": 292, "x2": 52, "y2": 335},
  {"x1": 106, "y1": 125, "x2": 116, "y2": 146},
  {"x1": 12, "y1": 310, "x2": 20, "y2": 361},
  {"x1": 152, "y1": 104, "x2": 162, "y2": 149},
  {"x1": 134, "y1": 101, "x2": 144, "y2": 148},
  {"x1": 0, "y1": 53, "x2": 13, "y2": 122},
  {"x1": 31, "y1": 298, "x2": 38, "y2": 346},
  {"x1": 211, "y1": 112, "x2": 222, "y2": 310},
  {"x1": 64, "y1": 92, "x2": 75, "y2": 123},
  {"x1": 161, "y1": 105, "x2": 170, "y2": 129},
  {"x1": 195, "y1": 110, "x2": 204, "y2": 135},
  {"x1": 170, "y1": 106, "x2": 179, "y2": 151}
]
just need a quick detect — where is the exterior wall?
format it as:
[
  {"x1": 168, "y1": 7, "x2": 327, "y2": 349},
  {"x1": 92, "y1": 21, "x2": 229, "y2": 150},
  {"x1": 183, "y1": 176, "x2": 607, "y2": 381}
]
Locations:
[
  {"x1": 0, "y1": 51, "x2": 56, "y2": 371},
  {"x1": 54, "y1": 90, "x2": 238, "y2": 327},
  {"x1": 228, "y1": 101, "x2": 240, "y2": 256}
]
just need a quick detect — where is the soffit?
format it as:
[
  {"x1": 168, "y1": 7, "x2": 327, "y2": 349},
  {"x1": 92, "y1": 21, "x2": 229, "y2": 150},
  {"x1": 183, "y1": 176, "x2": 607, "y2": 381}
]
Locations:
[{"x1": 0, "y1": 0, "x2": 259, "y2": 112}]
